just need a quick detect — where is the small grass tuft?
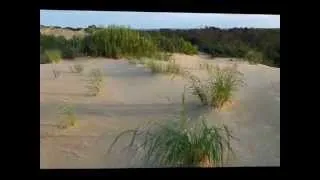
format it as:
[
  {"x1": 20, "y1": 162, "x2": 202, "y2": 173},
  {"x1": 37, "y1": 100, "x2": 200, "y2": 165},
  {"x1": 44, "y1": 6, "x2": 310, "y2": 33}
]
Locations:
[
  {"x1": 57, "y1": 101, "x2": 77, "y2": 129},
  {"x1": 187, "y1": 63, "x2": 245, "y2": 109},
  {"x1": 73, "y1": 64, "x2": 84, "y2": 73},
  {"x1": 86, "y1": 68, "x2": 104, "y2": 96}
]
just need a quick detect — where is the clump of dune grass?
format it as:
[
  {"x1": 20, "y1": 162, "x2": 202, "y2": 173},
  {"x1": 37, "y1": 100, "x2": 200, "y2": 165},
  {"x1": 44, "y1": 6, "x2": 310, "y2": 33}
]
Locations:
[
  {"x1": 187, "y1": 63, "x2": 245, "y2": 109},
  {"x1": 108, "y1": 89, "x2": 236, "y2": 167},
  {"x1": 145, "y1": 59, "x2": 182, "y2": 75},
  {"x1": 145, "y1": 60, "x2": 164, "y2": 74},
  {"x1": 45, "y1": 49, "x2": 62, "y2": 79},
  {"x1": 73, "y1": 64, "x2": 84, "y2": 73},
  {"x1": 57, "y1": 101, "x2": 77, "y2": 129},
  {"x1": 187, "y1": 73, "x2": 209, "y2": 105},
  {"x1": 69, "y1": 64, "x2": 84, "y2": 73},
  {"x1": 86, "y1": 68, "x2": 104, "y2": 96},
  {"x1": 166, "y1": 60, "x2": 182, "y2": 74}
]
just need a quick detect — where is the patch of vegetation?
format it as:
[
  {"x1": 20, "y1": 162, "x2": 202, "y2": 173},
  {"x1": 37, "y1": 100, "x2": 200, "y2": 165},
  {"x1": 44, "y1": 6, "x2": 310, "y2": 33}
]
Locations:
[
  {"x1": 187, "y1": 73, "x2": 209, "y2": 105},
  {"x1": 40, "y1": 25, "x2": 199, "y2": 63},
  {"x1": 40, "y1": 25, "x2": 279, "y2": 67},
  {"x1": 40, "y1": 35, "x2": 80, "y2": 60},
  {"x1": 149, "y1": 33, "x2": 198, "y2": 55},
  {"x1": 86, "y1": 68, "x2": 104, "y2": 96},
  {"x1": 90, "y1": 26, "x2": 159, "y2": 59},
  {"x1": 45, "y1": 49, "x2": 62, "y2": 64},
  {"x1": 187, "y1": 64, "x2": 245, "y2": 109},
  {"x1": 72, "y1": 64, "x2": 84, "y2": 73},
  {"x1": 40, "y1": 53, "x2": 49, "y2": 64},
  {"x1": 166, "y1": 60, "x2": 182, "y2": 74},
  {"x1": 145, "y1": 59, "x2": 182, "y2": 75},
  {"x1": 44, "y1": 49, "x2": 62, "y2": 79},
  {"x1": 244, "y1": 50, "x2": 264, "y2": 64},
  {"x1": 145, "y1": 60, "x2": 163, "y2": 74},
  {"x1": 145, "y1": 27, "x2": 280, "y2": 67},
  {"x1": 57, "y1": 102, "x2": 77, "y2": 129},
  {"x1": 108, "y1": 90, "x2": 236, "y2": 167},
  {"x1": 155, "y1": 52, "x2": 173, "y2": 61}
]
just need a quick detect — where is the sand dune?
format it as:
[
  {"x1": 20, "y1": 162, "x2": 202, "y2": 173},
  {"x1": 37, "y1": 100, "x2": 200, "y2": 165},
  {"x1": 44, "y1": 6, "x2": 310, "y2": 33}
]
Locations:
[{"x1": 40, "y1": 54, "x2": 280, "y2": 168}]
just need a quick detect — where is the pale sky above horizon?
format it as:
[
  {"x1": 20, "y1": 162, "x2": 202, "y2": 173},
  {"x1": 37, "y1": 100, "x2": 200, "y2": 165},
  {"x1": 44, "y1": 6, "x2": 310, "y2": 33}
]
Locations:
[{"x1": 40, "y1": 10, "x2": 280, "y2": 29}]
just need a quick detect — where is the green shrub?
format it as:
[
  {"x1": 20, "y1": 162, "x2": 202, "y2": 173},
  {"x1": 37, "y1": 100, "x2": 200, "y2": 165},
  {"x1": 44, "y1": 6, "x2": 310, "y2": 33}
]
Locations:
[
  {"x1": 181, "y1": 40, "x2": 198, "y2": 55},
  {"x1": 150, "y1": 34, "x2": 198, "y2": 55},
  {"x1": 61, "y1": 47, "x2": 76, "y2": 59},
  {"x1": 108, "y1": 90, "x2": 235, "y2": 167},
  {"x1": 187, "y1": 64, "x2": 245, "y2": 109},
  {"x1": 45, "y1": 49, "x2": 62, "y2": 64}
]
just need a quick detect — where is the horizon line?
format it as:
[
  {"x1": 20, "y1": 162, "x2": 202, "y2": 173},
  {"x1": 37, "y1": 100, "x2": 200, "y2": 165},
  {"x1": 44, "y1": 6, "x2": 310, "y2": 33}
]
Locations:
[{"x1": 40, "y1": 24, "x2": 280, "y2": 30}]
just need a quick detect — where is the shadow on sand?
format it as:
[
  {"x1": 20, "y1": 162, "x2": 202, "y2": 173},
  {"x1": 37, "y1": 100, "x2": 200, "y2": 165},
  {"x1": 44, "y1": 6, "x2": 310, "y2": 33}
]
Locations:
[
  {"x1": 40, "y1": 101, "x2": 212, "y2": 122},
  {"x1": 40, "y1": 92, "x2": 89, "y2": 97}
]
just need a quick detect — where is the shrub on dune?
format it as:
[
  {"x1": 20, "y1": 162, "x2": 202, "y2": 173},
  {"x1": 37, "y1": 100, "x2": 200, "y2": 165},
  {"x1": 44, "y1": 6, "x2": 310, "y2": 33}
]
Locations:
[{"x1": 187, "y1": 63, "x2": 245, "y2": 109}]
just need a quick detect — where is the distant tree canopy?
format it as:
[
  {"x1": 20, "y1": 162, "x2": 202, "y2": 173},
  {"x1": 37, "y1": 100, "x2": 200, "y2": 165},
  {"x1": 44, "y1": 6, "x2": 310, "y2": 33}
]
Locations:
[
  {"x1": 146, "y1": 27, "x2": 280, "y2": 67},
  {"x1": 40, "y1": 25, "x2": 280, "y2": 67}
]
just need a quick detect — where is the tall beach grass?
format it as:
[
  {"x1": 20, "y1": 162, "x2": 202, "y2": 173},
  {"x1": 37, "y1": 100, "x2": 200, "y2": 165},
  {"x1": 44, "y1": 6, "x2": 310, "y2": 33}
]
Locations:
[{"x1": 108, "y1": 89, "x2": 236, "y2": 167}]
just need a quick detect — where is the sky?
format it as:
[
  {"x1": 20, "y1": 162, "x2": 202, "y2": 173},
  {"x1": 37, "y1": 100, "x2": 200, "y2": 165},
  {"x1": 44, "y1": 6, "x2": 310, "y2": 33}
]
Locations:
[{"x1": 40, "y1": 10, "x2": 280, "y2": 29}]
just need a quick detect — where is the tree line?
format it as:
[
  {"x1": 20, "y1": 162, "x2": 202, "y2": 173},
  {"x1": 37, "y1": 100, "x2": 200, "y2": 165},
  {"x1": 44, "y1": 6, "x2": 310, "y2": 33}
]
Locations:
[
  {"x1": 40, "y1": 25, "x2": 198, "y2": 63},
  {"x1": 148, "y1": 27, "x2": 280, "y2": 67},
  {"x1": 40, "y1": 25, "x2": 280, "y2": 67}
]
